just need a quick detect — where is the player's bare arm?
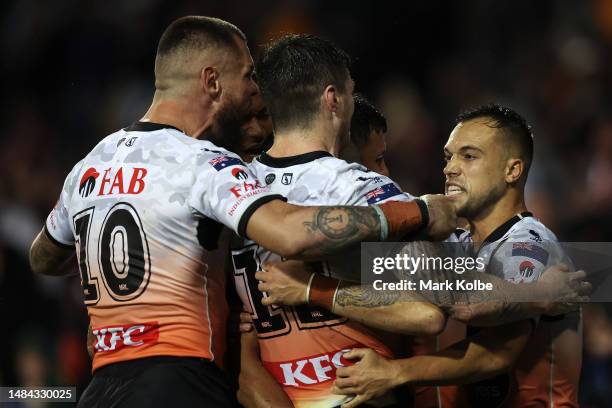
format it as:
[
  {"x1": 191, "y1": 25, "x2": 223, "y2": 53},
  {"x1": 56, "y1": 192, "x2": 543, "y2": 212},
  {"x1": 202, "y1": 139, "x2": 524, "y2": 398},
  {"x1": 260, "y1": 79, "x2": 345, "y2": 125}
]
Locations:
[
  {"x1": 423, "y1": 264, "x2": 590, "y2": 325},
  {"x1": 331, "y1": 320, "x2": 532, "y2": 408},
  {"x1": 246, "y1": 197, "x2": 448, "y2": 259},
  {"x1": 238, "y1": 331, "x2": 294, "y2": 408},
  {"x1": 255, "y1": 260, "x2": 446, "y2": 335},
  {"x1": 256, "y1": 259, "x2": 589, "y2": 330},
  {"x1": 29, "y1": 227, "x2": 74, "y2": 275}
]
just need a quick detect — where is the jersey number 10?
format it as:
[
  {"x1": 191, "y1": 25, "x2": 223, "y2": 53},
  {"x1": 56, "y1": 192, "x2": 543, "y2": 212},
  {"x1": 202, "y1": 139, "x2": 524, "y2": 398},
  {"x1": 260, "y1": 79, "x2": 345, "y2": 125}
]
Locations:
[{"x1": 73, "y1": 202, "x2": 151, "y2": 304}]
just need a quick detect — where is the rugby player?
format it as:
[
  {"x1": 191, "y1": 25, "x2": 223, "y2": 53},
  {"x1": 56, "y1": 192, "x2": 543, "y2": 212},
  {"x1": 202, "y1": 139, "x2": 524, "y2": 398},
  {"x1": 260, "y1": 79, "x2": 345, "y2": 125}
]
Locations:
[
  {"x1": 232, "y1": 34, "x2": 450, "y2": 408},
  {"x1": 28, "y1": 16, "x2": 454, "y2": 407},
  {"x1": 327, "y1": 105, "x2": 584, "y2": 407},
  {"x1": 256, "y1": 104, "x2": 590, "y2": 406},
  {"x1": 339, "y1": 94, "x2": 390, "y2": 177}
]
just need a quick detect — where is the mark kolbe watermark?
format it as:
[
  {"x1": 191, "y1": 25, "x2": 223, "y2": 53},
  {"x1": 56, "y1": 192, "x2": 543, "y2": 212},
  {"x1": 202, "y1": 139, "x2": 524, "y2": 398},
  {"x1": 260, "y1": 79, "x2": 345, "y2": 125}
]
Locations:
[
  {"x1": 371, "y1": 253, "x2": 492, "y2": 291},
  {"x1": 372, "y1": 278, "x2": 493, "y2": 291}
]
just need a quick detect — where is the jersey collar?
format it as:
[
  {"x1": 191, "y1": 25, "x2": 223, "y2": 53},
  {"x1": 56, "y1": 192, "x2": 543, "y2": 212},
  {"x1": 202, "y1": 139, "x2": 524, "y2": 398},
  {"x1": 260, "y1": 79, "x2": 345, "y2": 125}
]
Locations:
[
  {"x1": 257, "y1": 151, "x2": 333, "y2": 168},
  {"x1": 483, "y1": 211, "x2": 533, "y2": 243},
  {"x1": 124, "y1": 121, "x2": 182, "y2": 133}
]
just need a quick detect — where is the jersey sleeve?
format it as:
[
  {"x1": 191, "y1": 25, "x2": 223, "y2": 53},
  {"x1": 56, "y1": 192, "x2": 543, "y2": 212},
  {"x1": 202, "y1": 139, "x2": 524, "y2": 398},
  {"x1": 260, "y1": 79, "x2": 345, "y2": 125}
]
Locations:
[
  {"x1": 188, "y1": 150, "x2": 284, "y2": 237},
  {"x1": 491, "y1": 229, "x2": 568, "y2": 284},
  {"x1": 45, "y1": 160, "x2": 84, "y2": 247},
  {"x1": 325, "y1": 163, "x2": 414, "y2": 206}
]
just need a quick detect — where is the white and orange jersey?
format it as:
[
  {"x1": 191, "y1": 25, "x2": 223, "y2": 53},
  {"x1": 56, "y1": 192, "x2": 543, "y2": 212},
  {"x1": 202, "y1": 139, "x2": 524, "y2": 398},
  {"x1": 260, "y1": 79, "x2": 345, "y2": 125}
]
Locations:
[
  {"x1": 45, "y1": 121, "x2": 281, "y2": 373},
  {"x1": 231, "y1": 151, "x2": 415, "y2": 407},
  {"x1": 415, "y1": 213, "x2": 582, "y2": 408}
]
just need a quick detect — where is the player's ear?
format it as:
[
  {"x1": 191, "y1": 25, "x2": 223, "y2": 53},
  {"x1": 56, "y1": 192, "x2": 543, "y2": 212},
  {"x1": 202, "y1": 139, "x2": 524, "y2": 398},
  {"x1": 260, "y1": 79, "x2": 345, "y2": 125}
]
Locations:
[
  {"x1": 201, "y1": 66, "x2": 221, "y2": 99},
  {"x1": 505, "y1": 158, "x2": 524, "y2": 184},
  {"x1": 323, "y1": 84, "x2": 339, "y2": 115}
]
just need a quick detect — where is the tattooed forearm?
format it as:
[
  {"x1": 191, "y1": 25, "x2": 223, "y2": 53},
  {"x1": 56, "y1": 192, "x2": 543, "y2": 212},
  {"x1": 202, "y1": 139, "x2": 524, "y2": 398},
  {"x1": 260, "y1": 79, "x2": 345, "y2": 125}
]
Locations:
[
  {"x1": 335, "y1": 284, "x2": 402, "y2": 308},
  {"x1": 302, "y1": 206, "x2": 380, "y2": 255},
  {"x1": 335, "y1": 281, "x2": 433, "y2": 309}
]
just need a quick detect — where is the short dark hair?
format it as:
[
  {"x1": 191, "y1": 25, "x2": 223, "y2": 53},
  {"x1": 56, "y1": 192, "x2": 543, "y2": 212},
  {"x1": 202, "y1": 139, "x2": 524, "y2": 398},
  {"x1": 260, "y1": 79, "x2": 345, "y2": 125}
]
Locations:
[
  {"x1": 350, "y1": 94, "x2": 387, "y2": 147},
  {"x1": 257, "y1": 34, "x2": 352, "y2": 131},
  {"x1": 156, "y1": 16, "x2": 246, "y2": 58},
  {"x1": 457, "y1": 103, "x2": 534, "y2": 174}
]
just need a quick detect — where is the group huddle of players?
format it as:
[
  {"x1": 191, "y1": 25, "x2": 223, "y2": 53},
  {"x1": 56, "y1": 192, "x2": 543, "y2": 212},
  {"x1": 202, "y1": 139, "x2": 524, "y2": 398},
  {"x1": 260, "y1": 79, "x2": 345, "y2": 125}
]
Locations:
[{"x1": 29, "y1": 15, "x2": 590, "y2": 408}]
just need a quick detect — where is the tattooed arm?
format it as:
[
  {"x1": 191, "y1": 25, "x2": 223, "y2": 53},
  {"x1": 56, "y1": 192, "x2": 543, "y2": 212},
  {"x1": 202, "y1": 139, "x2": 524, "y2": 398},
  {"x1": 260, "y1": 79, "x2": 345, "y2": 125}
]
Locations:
[
  {"x1": 387, "y1": 241, "x2": 588, "y2": 325},
  {"x1": 29, "y1": 227, "x2": 75, "y2": 276},
  {"x1": 256, "y1": 260, "x2": 447, "y2": 336},
  {"x1": 331, "y1": 264, "x2": 586, "y2": 327},
  {"x1": 257, "y1": 258, "x2": 588, "y2": 334},
  {"x1": 333, "y1": 282, "x2": 447, "y2": 335},
  {"x1": 246, "y1": 199, "x2": 431, "y2": 259}
]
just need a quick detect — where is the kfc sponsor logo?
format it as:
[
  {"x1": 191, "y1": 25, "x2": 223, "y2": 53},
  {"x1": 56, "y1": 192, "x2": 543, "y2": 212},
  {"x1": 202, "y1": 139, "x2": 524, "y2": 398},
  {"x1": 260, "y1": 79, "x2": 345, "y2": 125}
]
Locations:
[
  {"x1": 92, "y1": 322, "x2": 159, "y2": 353},
  {"x1": 97, "y1": 167, "x2": 147, "y2": 196},
  {"x1": 263, "y1": 348, "x2": 357, "y2": 387}
]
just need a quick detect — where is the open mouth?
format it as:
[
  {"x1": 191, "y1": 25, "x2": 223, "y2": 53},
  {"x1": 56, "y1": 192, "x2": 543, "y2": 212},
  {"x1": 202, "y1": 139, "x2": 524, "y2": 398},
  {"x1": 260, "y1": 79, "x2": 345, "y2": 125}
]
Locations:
[{"x1": 445, "y1": 185, "x2": 464, "y2": 197}]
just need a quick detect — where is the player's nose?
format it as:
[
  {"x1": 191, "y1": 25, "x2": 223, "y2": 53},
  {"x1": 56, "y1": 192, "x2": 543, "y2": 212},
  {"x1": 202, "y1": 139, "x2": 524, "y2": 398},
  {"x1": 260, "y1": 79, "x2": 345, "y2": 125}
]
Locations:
[{"x1": 443, "y1": 158, "x2": 460, "y2": 176}]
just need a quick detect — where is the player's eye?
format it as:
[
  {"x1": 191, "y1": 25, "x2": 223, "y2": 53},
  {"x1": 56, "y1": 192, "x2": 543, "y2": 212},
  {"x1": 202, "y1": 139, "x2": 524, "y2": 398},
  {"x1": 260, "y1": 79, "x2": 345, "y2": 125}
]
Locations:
[
  {"x1": 463, "y1": 153, "x2": 476, "y2": 160},
  {"x1": 444, "y1": 155, "x2": 451, "y2": 162}
]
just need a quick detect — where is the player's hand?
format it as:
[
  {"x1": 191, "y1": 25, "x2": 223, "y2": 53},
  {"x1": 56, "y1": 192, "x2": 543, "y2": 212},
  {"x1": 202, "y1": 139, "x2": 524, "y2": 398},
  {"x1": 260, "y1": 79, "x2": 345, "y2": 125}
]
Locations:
[
  {"x1": 255, "y1": 261, "x2": 311, "y2": 307},
  {"x1": 239, "y1": 311, "x2": 254, "y2": 333},
  {"x1": 332, "y1": 348, "x2": 401, "y2": 408},
  {"x1": 419, "y1": 194, "x2": 457, "y2": 241},
  {"x1": 539, "y1": 263, "x2": 591, "y2": 314}
]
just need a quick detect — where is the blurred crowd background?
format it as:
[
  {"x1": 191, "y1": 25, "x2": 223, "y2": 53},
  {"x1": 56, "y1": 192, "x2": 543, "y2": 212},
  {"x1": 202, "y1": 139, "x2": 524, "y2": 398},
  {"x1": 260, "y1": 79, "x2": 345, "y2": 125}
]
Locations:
[{"x1": 1, "y1": 0, "x2": 611, "y2": 406}]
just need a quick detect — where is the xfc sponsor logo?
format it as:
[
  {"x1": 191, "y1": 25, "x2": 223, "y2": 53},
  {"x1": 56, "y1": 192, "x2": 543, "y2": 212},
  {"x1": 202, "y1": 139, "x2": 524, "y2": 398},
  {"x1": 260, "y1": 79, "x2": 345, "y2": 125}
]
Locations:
[
  {"x1": 92, "y1": 322, "x2": 159, "y2": 353},
  {"x1": 263, "y1": 348, "x2": 356, "y2": 387}
]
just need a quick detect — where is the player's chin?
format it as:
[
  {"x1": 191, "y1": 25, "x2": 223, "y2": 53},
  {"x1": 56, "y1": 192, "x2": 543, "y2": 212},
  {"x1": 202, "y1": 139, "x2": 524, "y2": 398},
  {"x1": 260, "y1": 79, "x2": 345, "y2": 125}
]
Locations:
[
  {"x1": 445, "y1": 191, "x2": 466, "y2": 202},
  {"x1": 446, "y1": 194, "x2": 468, "y2": 213}
]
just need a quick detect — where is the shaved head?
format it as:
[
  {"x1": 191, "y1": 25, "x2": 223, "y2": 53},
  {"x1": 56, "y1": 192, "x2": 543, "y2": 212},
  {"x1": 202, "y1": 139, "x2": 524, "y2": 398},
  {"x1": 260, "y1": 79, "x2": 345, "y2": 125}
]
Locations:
[
  {"x1": 146, "y1": 16, "x2": 258, "y2": 144},
  {"x1": 154, "y1": 16, "x2": 246, "y2": 93}
]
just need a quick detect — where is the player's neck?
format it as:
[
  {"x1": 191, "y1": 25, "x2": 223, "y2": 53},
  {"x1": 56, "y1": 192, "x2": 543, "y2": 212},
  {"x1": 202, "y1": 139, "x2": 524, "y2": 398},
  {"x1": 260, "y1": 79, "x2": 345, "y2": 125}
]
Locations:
[
  {"x1": 141, "y1": 94, "x2": 213, "y2": 138},
  {"x1": 268, "y1": 125, "x2": 339, "y2": 157},
  {"x1": 469, "y1": 193, "x2": 527, "y2": 242}
]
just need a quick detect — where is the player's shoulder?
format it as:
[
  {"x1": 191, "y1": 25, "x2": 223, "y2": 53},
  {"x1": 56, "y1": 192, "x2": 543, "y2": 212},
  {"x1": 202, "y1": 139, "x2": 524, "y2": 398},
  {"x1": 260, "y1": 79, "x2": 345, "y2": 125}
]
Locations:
[
  {"x1": 500, "y1": 213, "x2": 563, "y2": 269},
  {"x1": 250, "y1": 152, "x2": 363, "y2": 188},
  {"x1": 316, "y1": 156, "x2": 414, "y2": 203},
  {"x1": 505, "y1": 214, "x2": 558, "y2": 243}
]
